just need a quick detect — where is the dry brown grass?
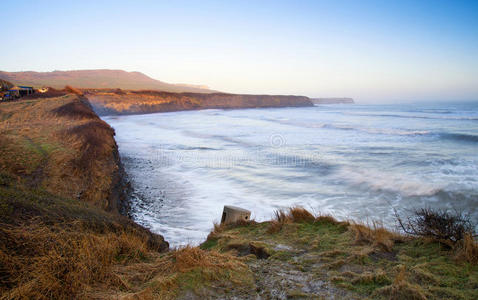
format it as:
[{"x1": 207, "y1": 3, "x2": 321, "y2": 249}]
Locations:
[
  {"x1": 267, "y1": 207, "x2": 338, "y2": 233},
  {"x1": 65, "y1": 120, "x2": 116, "y2": 169},
  {"x1": 115, "y1": 246, "x2": 251, "y2": 299},
  {"x1": 289, "y1": 206, "x2": 316, "y2": 222},
  {"x1": 0, "y1": 94, "x2": 170, "y2": 299},
  {"x1": 171, "y1": 246, "x2": 244, "y2": 272},
  {"x1": 350, "y1": 222, "x2": 402, "y2": 252},
  {"x1": 373, "y1": 266, "x2": 428, "y2": 300},
  {"x1": 315, "y1": 214, "x2": 340, "y2": 225},
  {"x1": 455, "y1": 233, "x2": 478, "y2": 264},
  {"x1": 267, "y1": 209, "x2": 290, "y2": 233},
  {"x1": 0, "y1": 220, "x2": 159, "y2": 300},
  {"x1": 0, "y1": 95, "x2": 123, "y2": 210},
  {"x1": 52, "y1": 99, "x2": 97, "y2": 119},
  {"x1": 64, "y1": 85, "x2": 84, "y2": 96}
]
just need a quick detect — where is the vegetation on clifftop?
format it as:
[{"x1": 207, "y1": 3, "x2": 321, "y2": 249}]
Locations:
[
  {"x1": 194, "y1": 208, "x2": 478, "y2": 299},
  {"x1": 84, "y1": 89, "x2": 313, "y2": 116},
  {"x1": 1, "y1": 95, "x2": 477, "y2": 299},
  {"x1": 0, "y1": 95, "x2": 167, "y2": 299},
  {"x1": 83, "y1": 207, "x2": 477, "y2": 299}
]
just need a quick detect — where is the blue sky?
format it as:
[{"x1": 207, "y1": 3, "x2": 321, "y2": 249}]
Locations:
[{"x1": 1, "y1": 0, "x2": 477, "y2": 102}]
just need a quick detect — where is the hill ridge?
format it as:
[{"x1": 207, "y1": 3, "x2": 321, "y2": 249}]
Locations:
[{"x1": 0, "y1": 69, "x2": 215, "y2": 93}]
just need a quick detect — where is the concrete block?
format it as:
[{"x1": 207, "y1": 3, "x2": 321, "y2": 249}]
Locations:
[{"x1": 221, "y1": 205, "x2": 251, "y2": 224}]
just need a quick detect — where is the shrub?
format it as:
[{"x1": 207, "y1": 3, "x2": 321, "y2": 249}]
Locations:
[{"x1": 395, "y1": 208, "x2": 476, "y2": 247}]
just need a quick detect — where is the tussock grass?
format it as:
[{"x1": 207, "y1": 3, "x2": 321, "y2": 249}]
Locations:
[
  {"x1": 373, "y1": 266, "x2": 428, "y2": 300},
  {"x1": 350, "y1": 222, "x2": 403, "y2": 252},
  {"x1": 171, "y1": 246, "x2": 244, "y2": 272},
  {"x1": 206, "y1": 206, "x2": 478, "y2": 299},
  {"x1": 115, "y1": 246, "x2": 252, "y2": 299},
  {"x1": 289, "y1": 206, "x2": 316, "y2": 222},
  {"x1": 268, "y1": 206, "x2": 341, "y2": 233},
  {"x1": 0, "y1": 221, "x2": 156, "y2": 300},
  {"x1": 455, "y1": 233, "x2": 478, "y2": 264}
]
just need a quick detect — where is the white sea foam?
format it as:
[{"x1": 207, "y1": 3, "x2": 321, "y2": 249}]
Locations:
[
  {"x1": 336, "y1": 167, "x2": 443, "y2": 197},
  {"x1": 104, "y1": 102, "x2": 478, "y2": 247}
]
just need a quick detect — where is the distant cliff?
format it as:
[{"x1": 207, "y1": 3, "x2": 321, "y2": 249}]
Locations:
[
  {"x1": 85, "y1": 89, "x2": 313, "y2": 116},
  {"x1": 311, "y1": 97, "x2": 354, "y2": 104},
  {"x1": 0, "y1": 69, "x2": 215, "y2": 93}
]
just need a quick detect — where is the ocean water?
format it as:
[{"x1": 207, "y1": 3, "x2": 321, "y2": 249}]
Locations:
[{"x1": 103, "y1": 102, "x2": 478, "y2": 247}]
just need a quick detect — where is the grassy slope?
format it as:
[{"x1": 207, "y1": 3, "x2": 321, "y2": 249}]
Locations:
[
  {"x1": 0, "y1": 95, "x2": 248, "y2": 300},
  {"x1": 197, "y1": 210, "x2": 478, "y2": 299},
  {"x1": 96, "y1": 209, "x2": 478, "y2": 299},
  {"x1": 2, "y1": 95, "x2": 477, "y2": 299},
  {"x1": 0, "y1": 95, "x2": 117, "y2": 209},
  {"x1": 0, "y1": 95, "x2": 169, "y2": 299}
]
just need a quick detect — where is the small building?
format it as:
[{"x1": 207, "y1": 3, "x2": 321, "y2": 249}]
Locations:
[
  {"x1": 8, "y1": 86, "x2": 34, "y2": 97},
  {"x1": 7, "y1": 88, "x2": 20, "y2": 98},
  {"x1": 17, "y1": 86, "x2": 34, "y2": 96}
]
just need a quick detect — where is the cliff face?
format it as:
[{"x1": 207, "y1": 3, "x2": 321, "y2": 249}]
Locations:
[
  {"x1": 84, "y1": 89, "x2": 313, "y2": 115},
  {"x1": 311, "y1": 97, "x2": 354, "y2": 104},
  {"x1": 0, "y1": 94, "x2": 169, "y2": 298},
  {"x1": 0, "y1": 94, "x2": 127, "y2": 212}
]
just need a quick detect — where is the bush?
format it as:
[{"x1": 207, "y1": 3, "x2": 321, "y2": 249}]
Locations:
[{"x1": 395, "y1": 208, "x2": 476, "y2": 247}]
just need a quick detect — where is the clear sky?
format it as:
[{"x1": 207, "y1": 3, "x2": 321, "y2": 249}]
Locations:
[{"x1": 2, "y1": 0, "x2": 477, "y2": 102}]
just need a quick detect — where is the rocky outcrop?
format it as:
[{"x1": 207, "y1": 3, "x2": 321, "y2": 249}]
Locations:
[{"x1": 84, "y1": 89, "x2": 314, "y2": 116}]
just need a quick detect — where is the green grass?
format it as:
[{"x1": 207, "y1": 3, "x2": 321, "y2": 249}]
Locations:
[
  {"x1": 200, "y1": 238, "x2": 218, "y2": 250},
  {"x1": 204, "y1": 217, "x2": 478, "y2": 299}
]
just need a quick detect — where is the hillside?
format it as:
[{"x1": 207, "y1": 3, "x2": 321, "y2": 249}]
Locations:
[
  {"x1": 85, "y1": 89, "x2": 313, "y2": 115},
  {"x1": 0, "y1": 69, "x2": 215, "y2": 93},
  {"x1": 1, "y1": 94, "x2": 477, "y2": 299},
  {"x1": 0, "y1": 95, "x2": 168, "y2": 298},
  {"x1": 93, "y1": 208, "x2": 478, "y2": 299}
]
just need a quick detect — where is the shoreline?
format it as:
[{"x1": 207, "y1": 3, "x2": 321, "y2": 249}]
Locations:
[{"x1": 1, "y1": 93, "x2": 477, "y2": 299}]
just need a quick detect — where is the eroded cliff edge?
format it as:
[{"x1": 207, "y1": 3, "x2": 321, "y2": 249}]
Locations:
[
  {"x1": 84, "y1": 89, "x2": 313, "y2": 115},
  {"x1": 0, "y1": 94, "x2": 168, "y2": 298}
]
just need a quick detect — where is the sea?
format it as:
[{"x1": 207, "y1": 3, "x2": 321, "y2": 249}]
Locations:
[{"x1": 103, "y1": 102, "x2": 478, "y2": 247}]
